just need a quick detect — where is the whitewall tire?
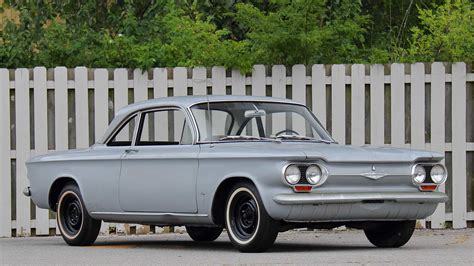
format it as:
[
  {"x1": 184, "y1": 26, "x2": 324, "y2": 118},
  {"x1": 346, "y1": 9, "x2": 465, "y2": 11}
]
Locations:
[
  {"x1": 57, "y1": 183, "x2": 101, "y2": 246},
  {"x1": 225, "y1": 182, "x2": 279, "y2": 252}
]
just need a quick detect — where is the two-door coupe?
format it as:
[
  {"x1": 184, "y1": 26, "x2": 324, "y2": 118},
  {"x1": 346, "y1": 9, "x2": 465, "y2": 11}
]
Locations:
[{"x1": 25, "y1": 95, "x2": 448, "y2": 252}]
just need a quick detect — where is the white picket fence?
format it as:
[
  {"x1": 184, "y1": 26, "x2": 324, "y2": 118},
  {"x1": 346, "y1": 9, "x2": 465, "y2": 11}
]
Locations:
[{"x1": 0, "y1": 63, "x2": 473, "y2": 237}]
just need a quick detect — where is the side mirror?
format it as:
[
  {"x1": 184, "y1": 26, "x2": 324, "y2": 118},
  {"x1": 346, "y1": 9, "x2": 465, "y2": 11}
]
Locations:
[{"x1": 244, "y1": 109, "x2": 266, "y2": 118}]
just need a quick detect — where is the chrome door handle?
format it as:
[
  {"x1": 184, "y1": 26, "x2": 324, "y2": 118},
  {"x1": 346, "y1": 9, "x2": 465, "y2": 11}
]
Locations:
[{"x1": 125, "y1": 149, "x2": 139, "y2": 154}]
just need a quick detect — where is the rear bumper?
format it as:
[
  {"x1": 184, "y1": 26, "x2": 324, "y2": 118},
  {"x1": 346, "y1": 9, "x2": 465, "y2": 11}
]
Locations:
[{"x1": 273, "y1": 191, "x2": 448, "y2": 205}]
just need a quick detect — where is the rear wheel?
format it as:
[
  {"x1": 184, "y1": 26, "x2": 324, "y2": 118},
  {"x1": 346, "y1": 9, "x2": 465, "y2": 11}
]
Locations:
[
  {"x1": 57, "y1": 183, "x2": 101, "y2": 246},
  {"x1": 186, "y1": 226, "x2": 223, "y2": 242},
  {"x1": 225, "y1": 182, "x2": 279, "y2": 252},
  {"x1": 364, "y1": 220, "x2": 416, "y2": 248}
]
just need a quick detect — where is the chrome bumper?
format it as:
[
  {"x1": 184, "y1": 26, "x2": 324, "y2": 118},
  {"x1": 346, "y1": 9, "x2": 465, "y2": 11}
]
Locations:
[{"x1": 273, "y1": 192, "x2": 448, "y2": 205}]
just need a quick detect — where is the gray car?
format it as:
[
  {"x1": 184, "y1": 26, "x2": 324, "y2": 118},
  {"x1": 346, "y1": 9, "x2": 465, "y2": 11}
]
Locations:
[{"x1": 25, "y1": 95, "x2": 448, "y2": 252}]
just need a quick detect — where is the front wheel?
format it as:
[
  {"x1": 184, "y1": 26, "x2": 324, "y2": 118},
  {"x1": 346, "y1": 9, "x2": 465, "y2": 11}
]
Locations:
[
  {"x1": 57, "y1": 183, "x2": 101, "y2": 246},
  {"x1": 364, "y1": 220, "x2": 416, "y2": 248},
  {"x1": 225, "y1": 182, "x2": 279, "y2": 252},
  {"x1": 186, "y1": 226, "x2": 223, "y2": 242}
]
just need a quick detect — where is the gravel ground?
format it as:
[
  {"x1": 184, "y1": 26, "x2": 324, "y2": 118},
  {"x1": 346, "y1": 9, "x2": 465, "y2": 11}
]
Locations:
[{"x1": 1, "y1": 229, "x2": 473, "y2": 265}]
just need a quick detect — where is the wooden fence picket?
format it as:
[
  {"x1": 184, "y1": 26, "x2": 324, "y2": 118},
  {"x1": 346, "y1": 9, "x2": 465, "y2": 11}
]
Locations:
[
  {"x1": 390, "y1": 63, "x2": 405, "y2": 147},
  {"x1": 192, "y1": 67, "x2": 207, "y2": 96},
  {"x1": 312, "y1": 65, "x2": 326, "y2": 128},
  {"x1": 292, "y1": 65, "x2": 306, "y2": 135},
  {"x1": 75, "y1": 67, "x2": 90, "y2": 148},
  {"x1": 212, "y1": 66, "x2": 226, "y2": 95},
  {"x1": 251, "y1": 65, "x2": 266, "y2": 97},
  {"x1": 231, "y1": 69, "x2": 246, "y2": 96},
  {"x1": 370, "y1": 64, "x2": 385, "y2": 146},
  {"x1": 331, "y1": 65, "x2": 345, "y2": 144},
  {"x1": 430, "y1": 62, "x2": 446, "y2": 228},
  {"x1": 272, "y1": 65, "x2": 286, "y2": 135},
  {"x1": 0, "y1": 69, "x2": 11, "y2": 237},
  {"x1": 15, "y1": 68, "x2": 31, "y2": 236},
  {"x1": 351, "y1": 64, "x2": 365, "y2": 146},
  {"x1": 33, "y1": 67, "x2": 49, "y2": 235},
  {"x1": 410, "y1": 63, "x2": 425, "y2": 150},
  {"x1": 451, "y1": 62, "x2": 467, "y2": 229},
  {"x1": 93, "y1": 69, "x2": 109, "y2": 142}
]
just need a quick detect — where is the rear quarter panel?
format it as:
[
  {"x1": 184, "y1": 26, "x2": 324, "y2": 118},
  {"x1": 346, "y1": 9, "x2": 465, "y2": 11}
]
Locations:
[{"x1": 26, "y1": 146, "x2": 123, "y2": 213}]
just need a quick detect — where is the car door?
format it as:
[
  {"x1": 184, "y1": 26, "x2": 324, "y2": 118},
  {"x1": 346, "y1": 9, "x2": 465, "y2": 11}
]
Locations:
[
  {"x1": 118, "y1": 107, "x2": 199, "y2": 213},
  {"x1": 85, "y1": 114, "x2": 139, "y2": 213}
]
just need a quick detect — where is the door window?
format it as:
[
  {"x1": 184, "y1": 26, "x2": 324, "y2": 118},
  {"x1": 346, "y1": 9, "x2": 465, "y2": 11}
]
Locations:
[
  {"x1": 107, "y1": 115, "x2": 137, "y2": 146},
  {"x1": 137, "y1": 109, "x2": 193, "y2": 145}
]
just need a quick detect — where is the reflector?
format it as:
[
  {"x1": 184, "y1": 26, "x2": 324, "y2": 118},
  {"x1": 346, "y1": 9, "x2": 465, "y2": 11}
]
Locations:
[
  {"x1": 420, "y1": 185, "x2": 437, "y2": 191},
  {"x1": 294, "y1": 185, "x2": 312, "y2": 192}
]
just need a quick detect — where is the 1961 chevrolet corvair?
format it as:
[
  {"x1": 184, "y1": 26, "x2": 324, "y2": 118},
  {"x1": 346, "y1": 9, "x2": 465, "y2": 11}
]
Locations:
[{"x1": 25, "y1": 95, "x2": 448, "y2": 252}]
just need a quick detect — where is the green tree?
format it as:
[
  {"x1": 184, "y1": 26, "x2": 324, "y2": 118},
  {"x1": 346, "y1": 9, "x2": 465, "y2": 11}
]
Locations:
[
  {"x1": 401, "y1": 0, "x2": 473, "y2": 62},
  {"x1": 0, "y1": 0, "x2": 472, "y2": 70},
  {"x1": 235, "y1": 0, "x2": 370, "y2": 65}
]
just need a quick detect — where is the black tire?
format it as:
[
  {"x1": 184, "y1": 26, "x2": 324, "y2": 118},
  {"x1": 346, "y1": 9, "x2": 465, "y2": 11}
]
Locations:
[
  {"x1": 364, "y1": 220, "x2": 416, "y2": 248},
  {"x1": 56, "y1": 183, "x2": 101, "y2": 246},
  {"x1": 186, "y1": 226, "x2": 223, "y2": 242},
  {"x1": 225, "y1": 182, "x2": 279, "y2": 252}
]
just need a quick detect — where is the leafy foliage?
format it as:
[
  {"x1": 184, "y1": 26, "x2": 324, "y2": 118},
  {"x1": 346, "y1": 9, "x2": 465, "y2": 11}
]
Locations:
[
  {"x1": 401, "y1": 0, "x2": 474, "y2": 62},
  {"x1": 0, "y1": 0, "x2": 472, "y2": 71}
]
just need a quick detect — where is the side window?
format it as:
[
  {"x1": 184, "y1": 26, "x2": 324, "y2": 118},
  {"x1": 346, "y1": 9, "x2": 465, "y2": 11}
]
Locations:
[
  {"x1": 107, "y1": 115, "x2": 137, "y2": 146},
  {"x1": 137, "y1": 109, "x2": 192, "y2": 145}
]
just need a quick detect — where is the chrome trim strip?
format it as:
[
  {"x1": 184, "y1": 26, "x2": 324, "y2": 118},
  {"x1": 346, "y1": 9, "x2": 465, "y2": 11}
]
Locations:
[
  {"x1": 188, "y1": 99, "x2": 307, "y2": 109},
  {"x1": 273, "y1": 191, "x2": 448, "y2": 205},
  {"x1": 131, "y1": 112, "x2": 141, "y2": 146},
  {"x1": 90, "y1": 212, "x2": 208, "y2": 217}
]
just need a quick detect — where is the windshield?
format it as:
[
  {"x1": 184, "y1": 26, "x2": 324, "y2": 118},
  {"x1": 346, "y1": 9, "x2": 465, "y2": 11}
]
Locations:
[{"x1": 190, "y1": 101, "x2": 334, "y2": 143}]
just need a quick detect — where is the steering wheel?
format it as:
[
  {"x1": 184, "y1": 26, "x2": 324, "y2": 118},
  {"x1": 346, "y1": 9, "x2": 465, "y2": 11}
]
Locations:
[{"x1": 275, "y1": 129, "x2": 300, "y2": 136}]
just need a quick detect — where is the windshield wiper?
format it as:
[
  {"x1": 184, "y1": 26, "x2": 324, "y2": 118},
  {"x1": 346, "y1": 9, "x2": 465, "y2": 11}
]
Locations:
[
  {"x1": 219, "y1": 135, "x2": 281, "y2": 143},
  {"x1": 274, "y1": 134, "x2": 333, "y2": 144}
]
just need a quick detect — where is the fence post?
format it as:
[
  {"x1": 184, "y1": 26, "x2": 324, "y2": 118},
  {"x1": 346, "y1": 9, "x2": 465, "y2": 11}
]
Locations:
[
  {"x1": 15, "y1": 68, "x2": 31, "y2": 236},
  {"x1": 0, "y1": 69, "x2": 11, "y2": 237},
  {"x1": 451, "y1": 62, "x2": 467, "y2": 229}
]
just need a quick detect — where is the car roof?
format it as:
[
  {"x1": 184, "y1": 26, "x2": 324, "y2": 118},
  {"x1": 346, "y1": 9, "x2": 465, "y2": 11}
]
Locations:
[
  {"x1": 97, "y1": 95, "x2": 304, "y2": 144},
  {"x1": 117, "y1": 95, "x2": 301, "y2": 115}
]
